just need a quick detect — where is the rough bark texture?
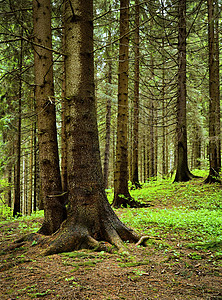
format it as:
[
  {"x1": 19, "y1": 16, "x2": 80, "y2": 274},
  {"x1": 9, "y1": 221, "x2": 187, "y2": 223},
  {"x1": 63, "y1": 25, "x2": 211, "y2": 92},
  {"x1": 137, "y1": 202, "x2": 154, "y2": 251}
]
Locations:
[
  {"x1": 192, "y1": 124, "x2": 201, "y2": 170},
  {"x1": 113, "y1": 0, "x2": 134, "y2": 207},
  {"x1": 13, "y1": 37, "x2": 22, "y2": 217},
  {"x1": 28, "y1": 121, "x2": 33, "y2": 216},
  {"x1": 132, "y1": 0, "x2": 141, "y2": 189},
  {"x1": 33, "y1": 0, "x2": 141, "y2": 256},
  {"x1": 33, "y1": 113, "x2": 37, "y2": 212},
  {"x1": 204, "y1": 0, "x2": 221, "y2": 183},
  {"x1": 103, "y1": 29, "x2": 112, "y2": 190},
  {"x1": 61, "y1": 16, "x2": 68, "y2": 195},
  {"x1": 174, "y1": 0, "x2": 194, "y2": 182},
  {"x1": 33, "y1": 0, "x2": 66, "y2": 234},
  {"x1": 148, "y1": 52, "x2": 156, "y2": 180},
  {"x1": 162, "y1": 54, "x2": 167, "y2": 178}
]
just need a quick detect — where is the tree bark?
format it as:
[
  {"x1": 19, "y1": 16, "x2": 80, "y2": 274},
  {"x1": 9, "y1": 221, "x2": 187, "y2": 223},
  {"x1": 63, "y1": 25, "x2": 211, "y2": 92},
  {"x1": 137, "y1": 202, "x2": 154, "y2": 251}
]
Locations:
[
  {"x1": 33, "y1": 0, "x2": 141, "y2": 256},
  {"x1": 204, "y1": 0, "x2": 221, "y2": 183},
  {"x1": 113, "y1": 0, "x2": 134, "y2": 207},
  {"x1": 33, "y1": 101, "x2": 37, "y2": 212},
  {"x1": 132, "y1": 0, "x2": 141, "y2": 189},
  {"x1": 148, "y1": 55, "x2": 155, "y2": 180},
  {"x1": 13, "y1": 34, "x2": 23, "y2": 217},
  {"x1": 192, "y1": 124, "x2": 201, "y2": 169},
  {"x1": 103, "y1": 29, "x2": 112, "y2": 190},
  {"x1": 174, "y1": 0, "x2": 194, "y2": 182},
  {"x1": 33, "y1": 0, "x2": 66, "y2": 234},
  {"x1": 28, "y1": 121, "x2": 33, "y2": 216},
  {"x1": 61, "y1": 10, "x2": 68, "y2": 195}
]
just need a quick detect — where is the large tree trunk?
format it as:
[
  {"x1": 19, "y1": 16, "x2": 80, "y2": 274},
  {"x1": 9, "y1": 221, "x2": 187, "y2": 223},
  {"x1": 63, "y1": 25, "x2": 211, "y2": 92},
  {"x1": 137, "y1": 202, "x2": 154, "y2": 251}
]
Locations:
[
  {"x1": 35, "y1": 0, "x2": 141, "y2": 256},
  {"x1": 61, "y1": 15, "x2": 68, "y2": 195},
  {"x1": 174, "y1": 0, "x2": 194, "y2": 182},
  {"x1": 33, "y1": 0, "x2": 66, "y2": 234},
  {"x1": 204, "y1": 0, "x2": 221, "y2": 183}
]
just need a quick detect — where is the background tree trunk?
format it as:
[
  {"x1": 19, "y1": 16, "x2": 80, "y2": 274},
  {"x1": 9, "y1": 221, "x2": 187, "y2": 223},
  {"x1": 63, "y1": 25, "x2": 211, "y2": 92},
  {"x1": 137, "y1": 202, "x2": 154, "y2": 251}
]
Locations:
[
  {"x1": 13, "y1": 35, "x2": 23, "y2": 217},
  {"x1": 174, "y1": 0, "x2": 193, "y2": 182},
  {"x1": 132, "y1": 0, "x2": 141, "y2": 189},
  {"x1": 103, "y1": 29, "x2": 112, "y2": 190},
  {"x1": 113, "y1": 0, "x2": 133, "y2": 207},
  {"x1": 204, "y1": 0, "x2": 221, "y2": 183}
]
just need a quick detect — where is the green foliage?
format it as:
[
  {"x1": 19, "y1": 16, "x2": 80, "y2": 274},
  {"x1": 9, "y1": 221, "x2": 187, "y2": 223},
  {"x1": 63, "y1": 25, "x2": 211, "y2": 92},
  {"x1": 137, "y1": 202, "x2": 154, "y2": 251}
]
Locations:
[
  {"x1": 120, "y1": 207, "x2": 222, "y2": 241},
  {"x1": 0, "y1": 207, "x2": 43, "y2": 227},
  {"x1": 0, "y1": 203, "x2": 13, "y2": 220},
  {"x1": 114, "y1": 178, "x2": 222, "y2": 251}
]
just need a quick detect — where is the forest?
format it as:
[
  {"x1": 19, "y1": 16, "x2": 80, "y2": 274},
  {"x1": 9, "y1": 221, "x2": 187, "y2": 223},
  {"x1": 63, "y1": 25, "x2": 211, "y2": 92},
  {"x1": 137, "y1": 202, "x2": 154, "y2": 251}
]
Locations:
[{"x1": 0, "y1": 0, "x2": 222, "y2": 299}]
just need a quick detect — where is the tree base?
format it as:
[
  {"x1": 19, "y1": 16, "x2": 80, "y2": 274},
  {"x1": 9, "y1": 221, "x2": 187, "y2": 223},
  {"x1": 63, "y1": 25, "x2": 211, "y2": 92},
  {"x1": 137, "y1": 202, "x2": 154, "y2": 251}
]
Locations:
[
  {"x1": 112, "y1": 194, "x2": 150, "y2": 209},
  {"x1": 204, "y1": 168, "x2": 221, "y2": 184},
  {"x1": 10, "y1": 198, "x2": 149, "y2": 256},
  {"x1": 173, "y1": 168, "x2": 195, "y2": 183},
  {"x1": 131, "y1": 182, "x2": 142, "y2": 190}
]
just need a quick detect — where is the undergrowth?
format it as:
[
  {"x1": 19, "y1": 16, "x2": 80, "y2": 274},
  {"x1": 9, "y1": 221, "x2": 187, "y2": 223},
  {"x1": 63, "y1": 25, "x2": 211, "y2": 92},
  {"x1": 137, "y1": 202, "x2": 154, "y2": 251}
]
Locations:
[{"x1": 1, "y1": 170, "x2": 222, "y2": 253}]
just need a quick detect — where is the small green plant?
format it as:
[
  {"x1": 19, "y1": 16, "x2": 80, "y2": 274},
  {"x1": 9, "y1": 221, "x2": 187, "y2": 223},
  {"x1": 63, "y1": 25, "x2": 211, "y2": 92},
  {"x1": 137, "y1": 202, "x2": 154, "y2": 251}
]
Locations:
[
  {"x1": 0, "y1": 204, "x2": 13, "y2": 221},
  {"x1": 188, "y1": 252, "x2": 203, "y2": 260}
]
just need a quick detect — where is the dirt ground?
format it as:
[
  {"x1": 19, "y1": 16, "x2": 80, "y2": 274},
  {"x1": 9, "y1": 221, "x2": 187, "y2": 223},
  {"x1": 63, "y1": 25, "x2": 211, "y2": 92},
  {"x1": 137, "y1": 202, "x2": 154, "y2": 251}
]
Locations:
[{"x1": 0, "y1": 215, "x2": 222, "y2": 300}]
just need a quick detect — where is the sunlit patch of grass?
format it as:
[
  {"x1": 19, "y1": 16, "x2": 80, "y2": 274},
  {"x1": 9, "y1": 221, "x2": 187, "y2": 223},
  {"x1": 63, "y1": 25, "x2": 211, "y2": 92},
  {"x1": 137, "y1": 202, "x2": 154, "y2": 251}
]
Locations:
[
  {"x1": 107, "y1": 175, "x2": 222, "y2": 209},
  {"x1": 118, "y1": 207, "x2": 222, "y2": 247}
]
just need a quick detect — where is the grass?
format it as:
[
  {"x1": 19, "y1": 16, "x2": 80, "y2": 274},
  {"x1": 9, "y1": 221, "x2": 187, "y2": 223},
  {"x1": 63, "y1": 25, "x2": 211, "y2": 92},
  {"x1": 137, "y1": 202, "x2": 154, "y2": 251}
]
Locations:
[
  {"x1": 115, "y1": 174, "x2": 222, "y2": 251},
  {"x1": 1, "y1": 171, "x2": 222, "y2": 253},
  {"x1": 119, "y1": 207, "x2": 222, "y2": 241}
]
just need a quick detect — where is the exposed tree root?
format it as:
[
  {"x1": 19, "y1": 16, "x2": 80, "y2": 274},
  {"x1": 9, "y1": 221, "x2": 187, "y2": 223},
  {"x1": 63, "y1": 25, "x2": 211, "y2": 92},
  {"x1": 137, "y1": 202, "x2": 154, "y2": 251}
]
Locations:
[
  {"x1": 173, "y1": 169, "x2": 193, "y2": 183},
  {"x1": 131, "y1": 182, "x2": 142, "y2": 190},
  {"x1": 112, "y1": 195, "x2": 151, "y2": 209},
  {"x1": 135, "y1": 236, "x2": 150, "y2": 246},
  {"x1": 15, "y1": 232, "x2": 46, "y2": 245},
  {"x1": 6, "y1": 242, "x2": 26, "y2": 251},
  {"x1": 204, "y1": 168, "x2": 221, "y2": 184},
  {"x1": 40, "y1": 216, "x2": 140, "y2": 256},
  {"x1": 10, "y1": 194, "x2": 147, "y2": 256},
  {"x1": 8, "y1": 216, "x2": 147, "y2": 257}
]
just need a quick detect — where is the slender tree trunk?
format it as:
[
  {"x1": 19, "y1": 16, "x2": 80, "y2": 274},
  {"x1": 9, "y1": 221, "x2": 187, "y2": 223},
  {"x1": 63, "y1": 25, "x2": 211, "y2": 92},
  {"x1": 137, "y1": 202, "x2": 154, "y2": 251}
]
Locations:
[
  {"x1": 192, "y1": 124, "x2": 201, "y2": 169},
  {"x1": 28, "y1": 122, "x2": 33, "y2": 215},
  {"x1": 7, "y1": 161, "x2": 12, "y2": 207},
  {"x1": 103, "y1": 30, "x2": 112, "y2": 190},
  {"x1": 132, "y1": 0, "x2": 141, "y2": 188},
  {"x1": 33, "y1": 103, "x2": 37, "y2": 212},
  {"x1": 13, "y1": 36, "x2": 23, "y2": 217},
  {"x1": 174, "y1": 0, "x2": 194, "y2": 182},
  {"x1": 22, "y1": 155, "x2": 27, "y2": 215},
  {"x1": 113, "y1": 0, "x2": 133, "y2": 207},
  {"x1": 33, "y1": 0, "x2": 66, "y2": 234},
  {"x1": 154, "y1": 101, "x2": 158, "y2": 178},
  {"x1": 162, "y1": 59, "x2": 166, "y2": 178},
  {"x1": 149, "y1": 55, "x2": 155, "y2": 180},
  {"x1": 205, "y1": 0, "x2": 221, "y2": 183}
]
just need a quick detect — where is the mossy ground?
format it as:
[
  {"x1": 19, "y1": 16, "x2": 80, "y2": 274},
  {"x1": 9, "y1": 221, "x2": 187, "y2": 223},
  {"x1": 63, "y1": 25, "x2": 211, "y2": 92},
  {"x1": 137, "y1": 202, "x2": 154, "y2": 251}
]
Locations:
[{"x1": 0, "y1": 176, "x2": 222, "y2": 299}]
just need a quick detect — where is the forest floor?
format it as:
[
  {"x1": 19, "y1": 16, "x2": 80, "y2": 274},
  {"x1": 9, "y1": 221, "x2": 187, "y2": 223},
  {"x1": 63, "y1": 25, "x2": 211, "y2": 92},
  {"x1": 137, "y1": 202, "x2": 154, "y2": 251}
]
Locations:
[{"x1": 0, "y1": 178, "x2": 222, "y2": 300}]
